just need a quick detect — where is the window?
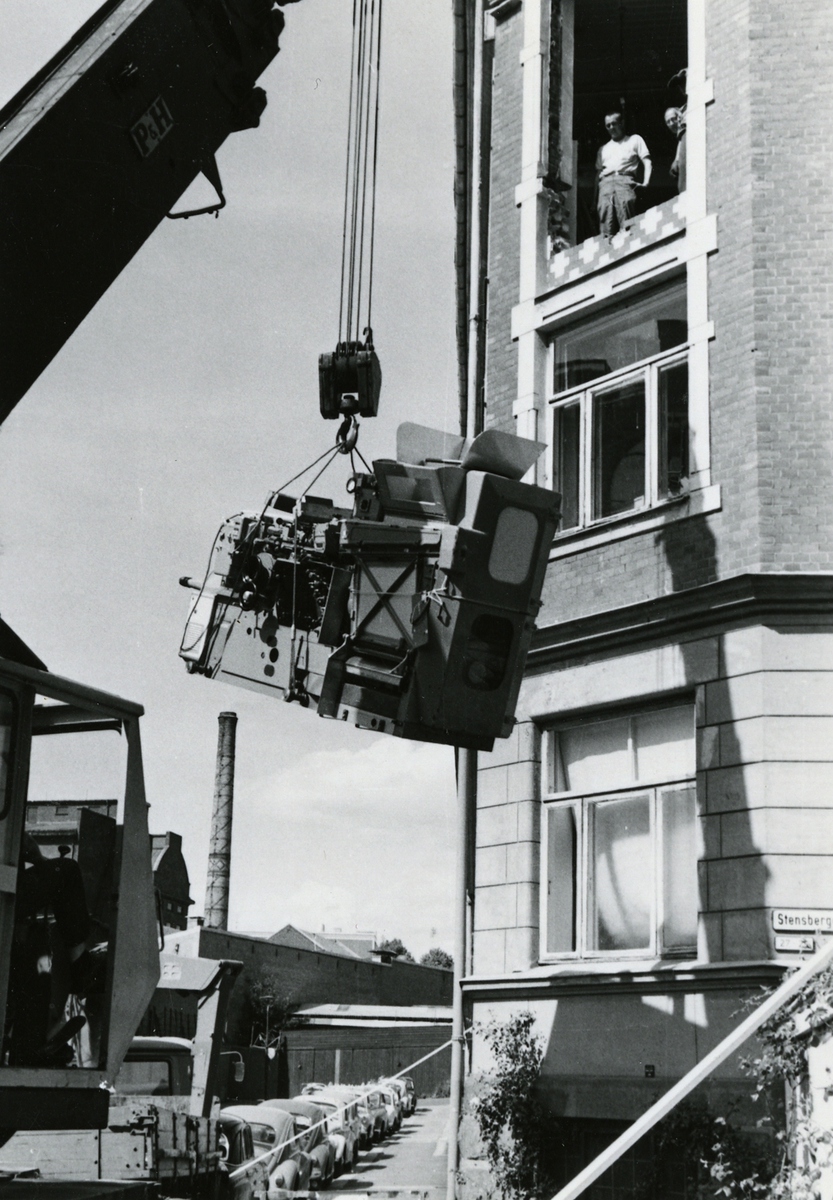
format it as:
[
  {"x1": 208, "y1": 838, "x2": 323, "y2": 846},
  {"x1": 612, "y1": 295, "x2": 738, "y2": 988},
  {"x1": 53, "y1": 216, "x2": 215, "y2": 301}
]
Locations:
[
  {"x1": 549, "y1": 281, "x2": 689, "y2": 531},
  {"x1": 568, "y1": 0, "x2": 688, "y2": 243},
  {"x1": 541, "y1": 703, "x2": 697, "y2": 960}
]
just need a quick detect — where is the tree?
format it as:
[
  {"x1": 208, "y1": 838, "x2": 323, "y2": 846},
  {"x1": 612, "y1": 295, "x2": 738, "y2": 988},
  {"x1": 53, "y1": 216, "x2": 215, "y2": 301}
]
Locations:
[
  {"x1": 420, "y1": 947, "x2": 453, "y2": 970},
  {"x1": 245, "y1": 968, "x2": 297, "y2": 1047},
  {"x1": 377, "y1": 937, "x2": 416, "y2": 963}
]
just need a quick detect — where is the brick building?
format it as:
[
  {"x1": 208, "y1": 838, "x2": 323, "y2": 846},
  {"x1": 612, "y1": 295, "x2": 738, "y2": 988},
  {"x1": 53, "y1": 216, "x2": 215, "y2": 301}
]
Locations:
[{"x1": 456, "y1": 0, "x2": 833, "y2": 1192}]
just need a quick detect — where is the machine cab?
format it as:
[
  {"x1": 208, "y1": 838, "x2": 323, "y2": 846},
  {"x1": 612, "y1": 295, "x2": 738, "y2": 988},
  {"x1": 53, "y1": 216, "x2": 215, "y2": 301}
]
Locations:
[{"x1": 0, "y1": 651, "x2": 159, "y2": 1131}]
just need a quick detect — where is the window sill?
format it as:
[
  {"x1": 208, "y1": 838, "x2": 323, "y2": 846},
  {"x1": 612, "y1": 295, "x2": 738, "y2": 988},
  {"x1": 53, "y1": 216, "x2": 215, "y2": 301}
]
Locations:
[
  {"x1": 461, "y1": 958, "x2": 788, "y2": 994},
  {"x1": 548, "y1": 196, "x2": 687, "y2": 291},
  {"x1": 549, "y1": 483, "x2": 721, "y2": 561}
]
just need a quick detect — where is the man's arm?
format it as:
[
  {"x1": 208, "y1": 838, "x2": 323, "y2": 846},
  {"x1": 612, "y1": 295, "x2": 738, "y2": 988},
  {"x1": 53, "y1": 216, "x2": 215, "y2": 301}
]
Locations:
[{"x1": 637, "y1": 137, "x2": 652, "y2": 188}]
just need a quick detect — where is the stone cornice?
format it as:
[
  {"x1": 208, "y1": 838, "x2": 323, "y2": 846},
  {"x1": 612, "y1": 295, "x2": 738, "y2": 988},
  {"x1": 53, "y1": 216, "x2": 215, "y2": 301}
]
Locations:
[
  {"x1": 528, "y1": 573, "x2": 833, "y2": 669},
  {"x1": 461, "y1": 959, "x2": 787, "y2": 1001}
]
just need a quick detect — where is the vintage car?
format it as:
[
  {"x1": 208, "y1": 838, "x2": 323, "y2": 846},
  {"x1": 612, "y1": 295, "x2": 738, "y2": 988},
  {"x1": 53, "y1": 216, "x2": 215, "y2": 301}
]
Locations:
[
  {"x1": 302, "y1": 1091, "x2": 360, "y2": 1170},
  {"x1": 222, "y1": 1104, "x2": 313, "y2": 1193},
  {"x1": 377, "y1": 1084, "x2": 402, "y2": 1132},
  {"x1": 384, "y1": 1078, "x2": 411, "y2": 1117},
  {"x1": 259, "y1": 1098, "x2": 336, "y2": 1186},
  {"x1": 401, "y1": 1075, "x2": 418, "y2": 1114},
  {"x1": 217, "y1": 1111, "x2": 270, "y2": 1200}
]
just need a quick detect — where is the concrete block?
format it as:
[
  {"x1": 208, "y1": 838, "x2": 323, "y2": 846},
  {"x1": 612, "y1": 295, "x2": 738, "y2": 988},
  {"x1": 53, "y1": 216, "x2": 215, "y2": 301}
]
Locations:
[
  {"x1": 517, "y1": 720, "x2": 541, "y2": 764},
  {"x1": 709, "y1": 854, "x2": 833, "y2": 911},
  {"x1": 720, "y1": 715, "x2": 833, "y2": 766},
  {"x1": 700, "y1": 813, "x2": 722, "y2": 859},
  {"x1": 698, "y1": 912, "x2": 723, "y2": 962},
  {"x1": 707, "y1": 671, "x2": 833, "y2": 724},
  {"x1": 699, "y1": 725, "x2": 720, "y2": 770},
  {"x1": 722, "y1": 909, "x2": 771, "y2": 961},
  {"x1": 722, "y1": 807, "x2": 833, "y2": 857},
  {"x1": 480, "y1": 722, "x2": 520, "y2": 768},
  {"x1": 720, "y1": 626, "x2": 765, "y2": 679},
  {"x1": 476, "y1": 803, "x2": 518, "y2": 847},
  {"x1": 476, "y1": 844, "x2": 508, "y2": 886},
  {"x1": 517, "y1": 799, "x2": 540, "y2": 842},
  {"x1": 477, "y1": 765, "x2": 509, "y2": 808},
  {"x1": 474, "y1": 883, "x2": 518, "y2": 931},
  {"x1": 473, "y1": 928, "x2": 506, "y2": 976},
  {"x1": 505, "y1": 924, "x2": 539, "y2": 972},
  {"x1": 506, "y1": 757, "x2": 538, "y2": 803},
  {"x1": 722, "y1": 628, "x2": 833, "y2": 678},
  {"x1": 506, "y1": 839, "x2": 539, "y2": 884},
  {"x1": 516, "y1": 881, "x2": 540, "y2": 929},
  {"x1": 520, "y1": 639, "x2": 719, "y2": 718}
]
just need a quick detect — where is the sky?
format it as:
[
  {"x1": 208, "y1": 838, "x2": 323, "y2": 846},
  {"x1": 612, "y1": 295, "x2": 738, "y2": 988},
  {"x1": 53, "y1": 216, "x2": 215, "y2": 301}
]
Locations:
[{"x1": 0, "y1": 1, "x2": 460, "y2": 957}]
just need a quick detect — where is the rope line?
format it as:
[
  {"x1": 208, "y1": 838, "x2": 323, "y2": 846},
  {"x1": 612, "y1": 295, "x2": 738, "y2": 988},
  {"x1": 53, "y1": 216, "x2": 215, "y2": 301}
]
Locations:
[
  {"x1": 228, "y1": 1030, "x2": 466, "y2": 1180},
  {"x1": 338, "y1": 0, "x2": 383, "y2": 347}
]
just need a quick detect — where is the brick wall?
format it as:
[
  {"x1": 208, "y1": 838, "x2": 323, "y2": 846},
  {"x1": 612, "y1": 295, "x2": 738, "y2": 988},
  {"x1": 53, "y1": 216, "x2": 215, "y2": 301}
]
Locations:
[
  {"x1": 194, "y1": 928, "x2": 452, "y2": 1041},
  {"x1": 484, "y1": 10, "x2": 523, "y2": 433},
  {"x1": 483, "y1": 0, "x2": 833, "y2": 630}
]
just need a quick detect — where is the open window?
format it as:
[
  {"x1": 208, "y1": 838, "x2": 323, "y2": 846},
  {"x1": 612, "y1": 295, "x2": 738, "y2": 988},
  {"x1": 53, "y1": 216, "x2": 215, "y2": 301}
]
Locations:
[{"x1": 554, "y1": 0, "x2": 688, "y2": 245}]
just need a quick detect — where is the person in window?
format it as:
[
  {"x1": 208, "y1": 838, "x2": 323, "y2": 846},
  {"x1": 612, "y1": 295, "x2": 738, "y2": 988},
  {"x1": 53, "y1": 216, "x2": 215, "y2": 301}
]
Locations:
[
  {"x1": 665, "y1": 107, "x2": 687, "y2": 193},
  {"x1": 595, "y1": 111, "x2": 652, "y2": 238}
]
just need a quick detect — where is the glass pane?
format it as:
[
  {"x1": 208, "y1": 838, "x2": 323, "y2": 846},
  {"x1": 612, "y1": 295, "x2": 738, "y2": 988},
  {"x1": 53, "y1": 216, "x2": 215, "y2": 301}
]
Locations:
[
  {"x1": 554, "y1": 404, "x2": 580, "y2": 530},
  {"x1": 555, "y1": 717, "x2": 631, "y2": 793},
  {"x1": 591, "y1": 794, "x2": 651, "y2": 951},
  {"x1": 554, "y1": 282, "x2": 687, "y2": 392},
  {"x1": 488, "y1": 507, "x2": 539, "y2": 583},
  {"x1": 546, "y1": 806, "x2": 577, "y2": 953},
  {"x1": 659, "y1": 360, "x2": 689, "y2": 495},
  {"x1": 593, "y1": 379, "x2": 646, "y2": 518},
  {"x1": 115, "y1": 1058, "x2": 172, "y2": 1095},
  {"x1": 634, "y1": 706, "x2": 695, "y2": 783},
  {"x1": 662, "y1": 786, "x2": 698, "y2": 948}
]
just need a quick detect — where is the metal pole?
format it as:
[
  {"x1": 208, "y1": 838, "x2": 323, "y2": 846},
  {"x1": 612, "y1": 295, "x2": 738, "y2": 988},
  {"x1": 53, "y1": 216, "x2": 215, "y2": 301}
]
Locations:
[
  {"x1": 448, "y1": 6, "x2": 485, "y2": 1197},
  {"x1": 447, "y1": 748, "x2": 472, "y2": 1200},
  {"x1": 204, "y1": 710, "x2": 237, "y2": 930}
]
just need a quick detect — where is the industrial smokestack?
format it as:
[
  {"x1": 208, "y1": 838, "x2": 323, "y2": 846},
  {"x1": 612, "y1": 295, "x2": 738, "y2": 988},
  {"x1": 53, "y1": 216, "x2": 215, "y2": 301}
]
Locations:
[{"x1": 203, "y1": 711, "x2": 237, "y2": 930}]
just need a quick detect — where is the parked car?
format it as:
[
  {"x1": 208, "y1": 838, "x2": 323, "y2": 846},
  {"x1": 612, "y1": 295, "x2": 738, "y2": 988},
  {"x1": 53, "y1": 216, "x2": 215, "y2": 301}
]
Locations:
[
  {"x1": 258, "y1": 1099, "x2": 335, "y2": 1187},
  {"x1": 401, "y1": 1075, "x2": 418, "y2": 1114},
  {"x1": 384, "y1": 1078, "x2": 410, "y2": 1117},
  {"x1": 302, "y1": 1091, "x2": 360, "y2": 1171},
  {"x1": 362, "y1": 1088, "x2": 391, "y2": 1141},
  {"x1": 377, "y1": 1084, "x2": 402, "y2": 1132},
  {"x1": 216, "y1": 1111, "x2": 271, "y2": 1200},
  {"x1": 222, "y1": 1104, "x2": 313, "y2": 1193}
]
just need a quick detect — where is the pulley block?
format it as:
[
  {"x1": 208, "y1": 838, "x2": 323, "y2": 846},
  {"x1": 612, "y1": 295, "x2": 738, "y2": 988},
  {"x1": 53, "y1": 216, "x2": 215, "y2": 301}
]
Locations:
[{"x1": 319, "y1": 339, "x2": 381, "y2": 420}]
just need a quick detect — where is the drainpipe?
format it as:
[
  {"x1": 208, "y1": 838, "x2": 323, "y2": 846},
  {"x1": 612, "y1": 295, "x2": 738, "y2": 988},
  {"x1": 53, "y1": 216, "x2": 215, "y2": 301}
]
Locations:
[{"x1": 449, "y1": 4, "x2": 485, "y2": 1200}]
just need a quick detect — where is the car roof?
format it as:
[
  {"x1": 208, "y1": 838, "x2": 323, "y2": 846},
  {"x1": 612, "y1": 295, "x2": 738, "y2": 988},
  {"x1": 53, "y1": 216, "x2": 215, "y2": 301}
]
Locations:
[
  {"x1": 266, "y1": 1098, "x2": 324, "y2": 1121},
  {"x1": 224, "y1": 1105, "x2": 295, "y2": 1136}
]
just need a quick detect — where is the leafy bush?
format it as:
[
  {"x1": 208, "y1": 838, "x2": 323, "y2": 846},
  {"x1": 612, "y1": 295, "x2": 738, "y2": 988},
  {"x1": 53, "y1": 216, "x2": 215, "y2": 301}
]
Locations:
[{"x1": 467, "y1": 1011, "x2": 554, "y2": 1200}]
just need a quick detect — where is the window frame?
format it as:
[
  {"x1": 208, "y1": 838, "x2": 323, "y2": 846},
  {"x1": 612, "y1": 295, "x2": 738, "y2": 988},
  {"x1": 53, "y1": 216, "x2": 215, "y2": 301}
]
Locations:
[
  {"x1": 540, "y1": 713, "x2": 698, "y2": 964},
  {"x1": 548, "y1": 342, "x2": 690, "y2": 534}
]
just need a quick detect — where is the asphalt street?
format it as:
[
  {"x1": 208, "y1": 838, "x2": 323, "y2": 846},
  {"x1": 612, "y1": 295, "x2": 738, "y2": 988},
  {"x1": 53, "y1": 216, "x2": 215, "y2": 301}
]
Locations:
[{"x1": 322, "y1": 1099, "x2": 451, "y2": 1196}]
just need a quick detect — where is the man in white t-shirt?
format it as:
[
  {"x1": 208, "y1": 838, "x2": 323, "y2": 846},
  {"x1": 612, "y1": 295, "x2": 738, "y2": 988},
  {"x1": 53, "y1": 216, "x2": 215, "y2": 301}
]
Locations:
[{"x1": 595, "y1": 111, "x2": 652, "y2": 238}]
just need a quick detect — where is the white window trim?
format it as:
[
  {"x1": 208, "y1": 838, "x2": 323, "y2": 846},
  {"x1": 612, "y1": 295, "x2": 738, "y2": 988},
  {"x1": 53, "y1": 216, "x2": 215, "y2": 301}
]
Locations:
[
  {"x1": 548, "y1": 343, "x2": 689, "y2": 533},
  {"x1": 541, "y1": 779, "x2": 697, "y2": 963}
]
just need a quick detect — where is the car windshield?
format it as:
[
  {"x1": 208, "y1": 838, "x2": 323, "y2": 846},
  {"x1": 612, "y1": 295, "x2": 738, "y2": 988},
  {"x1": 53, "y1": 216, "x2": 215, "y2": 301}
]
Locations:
[
  {"x1": 316, "y1": 1103, "x2": 343, "y2": 1132},
  {"x1": 248, "y1": 1123, "x2": 278, "y2": 1148}
]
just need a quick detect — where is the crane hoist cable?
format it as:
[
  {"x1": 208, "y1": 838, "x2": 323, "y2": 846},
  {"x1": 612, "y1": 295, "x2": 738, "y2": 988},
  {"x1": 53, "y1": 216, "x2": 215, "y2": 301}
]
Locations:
[{"x1": 319, "y1": 0, "x2": 383, "y2": 435}]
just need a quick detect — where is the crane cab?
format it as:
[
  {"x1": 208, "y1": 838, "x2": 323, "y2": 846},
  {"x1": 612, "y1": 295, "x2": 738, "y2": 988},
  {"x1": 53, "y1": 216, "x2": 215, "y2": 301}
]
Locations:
[{"x1": 0, "y1": 645, "x2": 159, "y2": 1132}]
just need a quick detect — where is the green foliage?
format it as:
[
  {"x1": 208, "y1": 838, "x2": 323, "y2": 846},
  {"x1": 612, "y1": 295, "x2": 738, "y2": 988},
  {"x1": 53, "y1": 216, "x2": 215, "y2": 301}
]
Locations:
[
  {"x1": 468, "y1": 1011, "x2": 554, "y2": 1200},
  {"x1": 377, "y1": 937, "x2": 416, "y2": 963},
  {"x1": 420, "y1": 947, "x2": 453, "y2": 970},
  {"x1": 635, "y1": 1100, "x2": 779, "y2": 1200},
  {"x1": 245, "y1": 968, "x2": 296, "y2": 1047}
]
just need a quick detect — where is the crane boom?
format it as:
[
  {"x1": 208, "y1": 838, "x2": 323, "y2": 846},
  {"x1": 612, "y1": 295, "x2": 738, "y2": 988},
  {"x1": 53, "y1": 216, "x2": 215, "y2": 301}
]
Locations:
[{"x1": 0, "y1": 0, "x2": 290, "y2": 424}]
